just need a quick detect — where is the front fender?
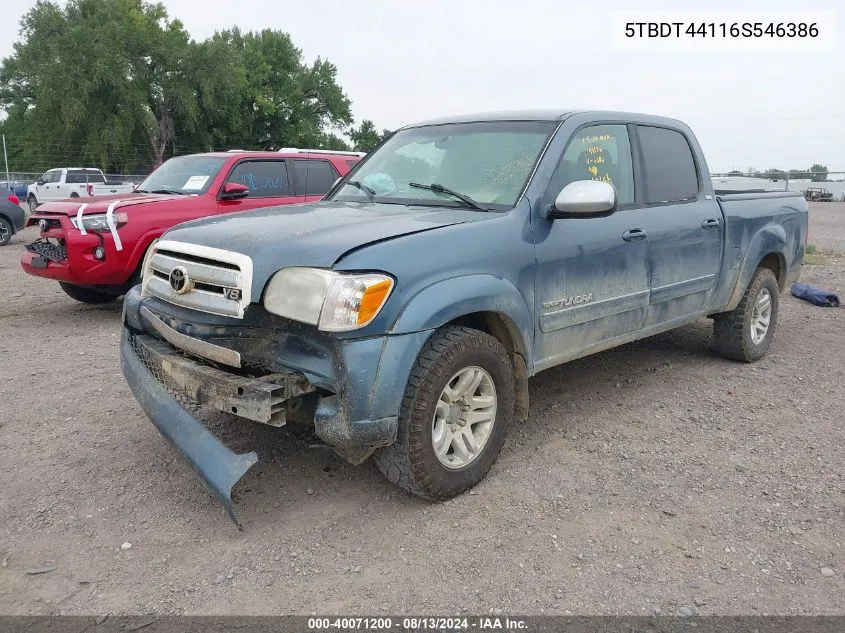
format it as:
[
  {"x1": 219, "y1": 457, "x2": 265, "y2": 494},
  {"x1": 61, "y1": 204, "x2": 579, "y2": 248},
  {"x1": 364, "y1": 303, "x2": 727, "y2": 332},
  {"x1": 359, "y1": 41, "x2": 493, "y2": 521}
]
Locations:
[
  {"x1": 389, "y1": 274, "x2": 534, "y2": 364},
  {"x1": 724, "y1": 223, "x2": 788, "y2": 311}
]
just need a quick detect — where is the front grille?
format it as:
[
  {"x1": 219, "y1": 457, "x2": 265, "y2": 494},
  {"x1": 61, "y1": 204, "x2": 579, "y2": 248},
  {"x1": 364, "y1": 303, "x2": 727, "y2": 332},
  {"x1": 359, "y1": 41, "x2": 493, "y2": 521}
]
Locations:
[
  {"x1": 25, "y1": 239, "x2": 67, "y2": 263},
  {"x1": 128, "y1": 331, "x2": 200, "y2": 411},
  {"x1": 141, "y1": 241, "x2": 253, "y2": 319}
]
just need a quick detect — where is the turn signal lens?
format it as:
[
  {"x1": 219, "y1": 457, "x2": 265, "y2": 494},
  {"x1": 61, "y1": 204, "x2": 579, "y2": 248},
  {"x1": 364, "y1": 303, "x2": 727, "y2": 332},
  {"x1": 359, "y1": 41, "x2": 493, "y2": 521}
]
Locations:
[
  {"x1": 319, "y1": 274, "x2": 395, "y2": 332},
  {"x1": 357, "y1": 279, "x2": 393, "y2": 325}
]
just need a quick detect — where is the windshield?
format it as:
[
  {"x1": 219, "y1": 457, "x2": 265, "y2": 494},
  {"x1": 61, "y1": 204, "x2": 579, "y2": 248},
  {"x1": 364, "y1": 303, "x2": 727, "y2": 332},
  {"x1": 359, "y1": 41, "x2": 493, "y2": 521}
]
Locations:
[
  {"x1": 136, "y1": 156, "x2": 227, "y2": 195},
  {"x1": 327, "y1": 121, "x2": 557, "y2": 209}
]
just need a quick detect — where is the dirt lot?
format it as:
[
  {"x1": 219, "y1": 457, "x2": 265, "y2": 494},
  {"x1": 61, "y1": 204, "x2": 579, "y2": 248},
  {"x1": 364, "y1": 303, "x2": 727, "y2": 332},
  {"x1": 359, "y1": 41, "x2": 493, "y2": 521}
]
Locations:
[{"x1": 1, "y1": 203, "x2": 843, "y2": 616}]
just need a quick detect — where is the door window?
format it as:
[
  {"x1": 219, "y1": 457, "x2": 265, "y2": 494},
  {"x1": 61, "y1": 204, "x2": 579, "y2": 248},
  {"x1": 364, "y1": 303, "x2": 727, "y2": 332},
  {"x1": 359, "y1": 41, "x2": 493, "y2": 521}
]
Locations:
[
  {"x1": 636, "y1": 126, "x2": 699, "y2": 203},
  {"x1": 553, "y1": 125, "x2": 635, "y2": 205},
  {"x1": 293, "y1": 159, "x2": 339, "y2": 196},
  {"x1": 225, "y1": 160, "x2": 290, "y2": 198}
]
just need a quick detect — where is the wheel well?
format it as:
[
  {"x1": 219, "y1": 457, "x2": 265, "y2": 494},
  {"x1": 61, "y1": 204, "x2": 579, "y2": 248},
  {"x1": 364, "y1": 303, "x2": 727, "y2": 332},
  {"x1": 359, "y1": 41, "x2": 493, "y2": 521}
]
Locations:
[
  {"x1": 758, "y1": 252, "x2": 785, "y2": 291},
  {"x1": 443, "y1": 311, "x2": 530, "y2": 420}
]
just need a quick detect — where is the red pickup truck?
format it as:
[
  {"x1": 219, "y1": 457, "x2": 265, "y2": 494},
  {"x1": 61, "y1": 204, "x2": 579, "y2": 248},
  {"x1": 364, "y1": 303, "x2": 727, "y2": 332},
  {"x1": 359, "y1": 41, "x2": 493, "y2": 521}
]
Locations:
[{"x1": 21, "y1": 149, "x2": 363, "y2": 303}]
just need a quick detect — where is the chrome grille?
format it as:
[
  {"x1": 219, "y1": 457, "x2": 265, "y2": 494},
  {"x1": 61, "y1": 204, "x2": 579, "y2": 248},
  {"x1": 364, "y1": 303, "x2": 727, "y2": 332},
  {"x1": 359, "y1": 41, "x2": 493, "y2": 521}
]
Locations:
[{"x1": 141, "y1": 239, "x2": 254, "y2": 319}]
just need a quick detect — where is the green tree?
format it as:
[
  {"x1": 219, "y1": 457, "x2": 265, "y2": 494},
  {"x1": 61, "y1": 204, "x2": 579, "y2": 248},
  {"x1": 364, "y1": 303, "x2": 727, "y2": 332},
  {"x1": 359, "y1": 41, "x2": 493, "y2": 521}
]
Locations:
[
  {"x1": 763, "y1": 168, "x2": 786, "y2": 181},
  {"x1": 0, "y1": 0, "x2": 199, "y2": 171},
  {"x1": 349, "y1": 119, "x2": 391, "y2": 152},
  {"x1": 202, "y1": 29, "x2": 353, "y2": 151},
  {"x1": 0, "y1": 2, "x2": 357, "y2": 172},
  {"x1": 809, "y1": 164, "x2": 828, "y2": 182}
]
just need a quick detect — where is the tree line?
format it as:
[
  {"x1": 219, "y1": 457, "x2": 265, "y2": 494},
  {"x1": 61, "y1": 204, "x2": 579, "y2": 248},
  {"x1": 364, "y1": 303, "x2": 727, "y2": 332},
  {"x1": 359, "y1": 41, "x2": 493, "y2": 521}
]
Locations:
[
  {"x1": 0, "y1": 0, "x2": 392, "y2": 174},
  {"x1": 725, "y1": 165, "x2": 832, "y2": 182}
]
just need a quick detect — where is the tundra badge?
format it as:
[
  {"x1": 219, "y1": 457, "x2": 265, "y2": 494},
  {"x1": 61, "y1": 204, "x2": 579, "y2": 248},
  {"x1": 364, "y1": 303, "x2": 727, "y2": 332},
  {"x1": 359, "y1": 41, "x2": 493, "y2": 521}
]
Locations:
[{"x1": 542, "y1": 293, "x2": 594, "y2": 310}]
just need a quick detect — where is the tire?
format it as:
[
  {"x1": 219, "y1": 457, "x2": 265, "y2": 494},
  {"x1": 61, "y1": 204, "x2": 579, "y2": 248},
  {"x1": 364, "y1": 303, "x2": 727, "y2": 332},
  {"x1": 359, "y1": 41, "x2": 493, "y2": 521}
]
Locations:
[
  {"x1": 374, "y1": 325, "x2": 515, "y2": 500},
  {"x1": 0, "y1": 217, "x2": 12, "y2": 246},
  {"x1": 59, "y1": 282, "x2": 119, "y2": 304},
  {"x1": 713, "y1": 267, "x2": 779, "y2": 362},
  {"x1": 27, "y1": 194, "x2": 38, "y2": 214},
  {"x1": 69, "y1": 192, "x2": 80, "y2": 198}
]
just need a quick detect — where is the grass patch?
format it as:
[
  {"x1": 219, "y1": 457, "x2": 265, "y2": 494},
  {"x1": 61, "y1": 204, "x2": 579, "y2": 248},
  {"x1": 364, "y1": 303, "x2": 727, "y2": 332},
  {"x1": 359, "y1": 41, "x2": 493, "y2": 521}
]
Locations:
[{"x1": 804, "y1": 245, "x2": 832, "y2": 266}]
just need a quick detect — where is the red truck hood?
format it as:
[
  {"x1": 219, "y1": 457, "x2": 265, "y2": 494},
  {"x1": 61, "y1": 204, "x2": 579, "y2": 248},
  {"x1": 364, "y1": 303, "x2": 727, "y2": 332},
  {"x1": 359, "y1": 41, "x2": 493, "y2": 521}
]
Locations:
[{"x1": 32, "y1": 193, "x2": 185, "y2": 216}]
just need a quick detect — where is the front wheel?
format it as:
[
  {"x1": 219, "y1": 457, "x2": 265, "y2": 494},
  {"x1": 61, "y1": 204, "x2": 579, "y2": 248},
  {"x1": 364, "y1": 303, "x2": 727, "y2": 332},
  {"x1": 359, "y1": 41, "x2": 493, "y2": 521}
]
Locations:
[
  {"x1": 59, "y1": 282, "x2": 119, "y2": 304},
  {"x1": 713, "y1": 267, "x2": 779, "y2": 362},
  {"x1": 374, "y1": 325, "x2": 515, "y2": 500}
]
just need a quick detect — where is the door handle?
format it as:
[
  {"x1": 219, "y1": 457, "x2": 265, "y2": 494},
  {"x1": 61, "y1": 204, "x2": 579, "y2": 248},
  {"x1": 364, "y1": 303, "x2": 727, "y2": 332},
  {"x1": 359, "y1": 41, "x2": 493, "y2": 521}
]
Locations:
[
  {"x1": 701, "y1": 218, "x2": 721, "y2": 229},
  {"x1": 622, "y1": 228, "x2": 647, "y2": 242}
]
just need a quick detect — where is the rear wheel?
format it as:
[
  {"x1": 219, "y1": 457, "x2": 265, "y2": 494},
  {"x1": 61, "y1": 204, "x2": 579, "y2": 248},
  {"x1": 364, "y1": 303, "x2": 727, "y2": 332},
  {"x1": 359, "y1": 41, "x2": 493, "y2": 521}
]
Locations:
[
  {"x1": 374, "y1": 325, "x2": 515, "y2": 500},
  {"x1": 27, "y1": 194, "x2": 38, "y2": 214},
  {"x1": 59, "y1": 282, "x2": 119, "y2": 304},
  {"x1": 0, "y1": 217, "x2": 12, "y2": 246},
  {"x1": 69, "y1": 192, "x2": 80, "y2": 198},
  {"x1": 713, "y1": 267, "x2": 779, "y2": 362}
]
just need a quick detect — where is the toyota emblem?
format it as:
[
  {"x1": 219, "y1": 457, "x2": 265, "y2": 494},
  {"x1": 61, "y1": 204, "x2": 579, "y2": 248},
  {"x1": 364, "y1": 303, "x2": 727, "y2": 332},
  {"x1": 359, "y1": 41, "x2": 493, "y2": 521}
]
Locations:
[{"x1": 168, "y1": 266, "x2": 192, "y2": 295}]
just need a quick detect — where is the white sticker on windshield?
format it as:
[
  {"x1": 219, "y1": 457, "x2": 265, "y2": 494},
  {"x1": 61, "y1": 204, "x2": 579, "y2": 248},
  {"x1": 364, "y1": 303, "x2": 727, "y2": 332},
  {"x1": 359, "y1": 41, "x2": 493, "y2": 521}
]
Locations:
[{"x1": 183, "y1": 175, "x2": 209, "y2": 190}]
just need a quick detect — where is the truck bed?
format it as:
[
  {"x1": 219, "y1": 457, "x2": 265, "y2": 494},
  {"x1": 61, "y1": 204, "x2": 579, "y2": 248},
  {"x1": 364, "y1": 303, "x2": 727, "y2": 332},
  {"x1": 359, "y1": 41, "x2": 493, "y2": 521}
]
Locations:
[{"x1": 711, "y1": 190, "x2": 808, "y2": 311}]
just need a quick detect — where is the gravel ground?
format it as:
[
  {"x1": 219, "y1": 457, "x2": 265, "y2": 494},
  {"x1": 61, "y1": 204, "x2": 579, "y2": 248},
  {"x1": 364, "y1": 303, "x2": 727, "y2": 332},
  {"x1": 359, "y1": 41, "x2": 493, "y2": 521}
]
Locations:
[{"x1": 0, "y1": 203, "x2": 842, "y2": 616}]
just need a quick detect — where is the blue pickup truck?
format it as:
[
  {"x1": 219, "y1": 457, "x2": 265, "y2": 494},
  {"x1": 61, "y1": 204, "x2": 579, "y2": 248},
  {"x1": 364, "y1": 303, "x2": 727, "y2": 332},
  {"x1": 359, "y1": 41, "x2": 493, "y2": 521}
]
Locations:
[{"x1": 120, "y1": 110, "x2": 808, "y2": 525}]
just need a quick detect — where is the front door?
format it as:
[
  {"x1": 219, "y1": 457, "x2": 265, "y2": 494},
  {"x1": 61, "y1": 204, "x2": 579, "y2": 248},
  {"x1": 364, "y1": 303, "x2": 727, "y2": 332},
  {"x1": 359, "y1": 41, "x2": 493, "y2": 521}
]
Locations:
[
  {"x1": 39, "y1": 170, "x2": 61, "y2": 202},
  {"x1": 633, "y1": 124, "x2": 723, "y2": 327},
  {"x1": 217, "y1": 159, "x2": 302, "y2": 214},
  {"x1": 533, "y1": 123, "x2": 650, "y2": 371}
]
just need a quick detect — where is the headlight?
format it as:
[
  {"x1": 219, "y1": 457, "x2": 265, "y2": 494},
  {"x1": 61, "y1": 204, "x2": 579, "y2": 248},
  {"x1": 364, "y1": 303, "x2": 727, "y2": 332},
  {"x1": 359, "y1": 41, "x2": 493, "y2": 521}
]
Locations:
[
  {"x1": 140, "y1": 239, "x2": 159, "y2": 287},
  {"x1": 263, "y1": 268, "x2": 394, "y2": 331},
  {"x1": 70, "y1": 212, "x2": 128, "y2": 232}
]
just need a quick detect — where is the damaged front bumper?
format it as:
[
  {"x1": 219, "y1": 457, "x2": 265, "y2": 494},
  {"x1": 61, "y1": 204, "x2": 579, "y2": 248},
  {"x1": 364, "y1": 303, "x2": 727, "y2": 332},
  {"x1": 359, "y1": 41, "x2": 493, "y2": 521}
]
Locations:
[
  {"x1": 120, "y1": 330, "x2": 259, "y2": 527},
  {"x1": 120, "y1": 287, "x2": 432, "y2": 526}
]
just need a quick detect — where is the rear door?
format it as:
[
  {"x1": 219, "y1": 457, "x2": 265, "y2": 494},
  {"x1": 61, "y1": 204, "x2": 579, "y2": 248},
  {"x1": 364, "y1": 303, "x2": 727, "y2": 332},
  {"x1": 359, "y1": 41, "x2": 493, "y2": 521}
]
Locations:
[
  {"x1": 216, "y1": 159, "x2": 302, "y2": 213},
  {"x1": 291, "y1": 158, "x2": 341, "y2": 202},
  {"x1": 634, "y1": 125, "x2": 723, "y2": 327}
]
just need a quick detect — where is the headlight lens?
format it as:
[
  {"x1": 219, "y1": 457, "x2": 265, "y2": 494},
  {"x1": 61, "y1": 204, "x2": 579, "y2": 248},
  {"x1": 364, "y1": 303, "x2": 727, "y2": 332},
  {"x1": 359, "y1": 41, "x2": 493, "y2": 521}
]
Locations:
[
  {"x1": 263, "y1": 268, "x2": 394, "y2": 331},
  {"x1": 70, "y1": 212, "x2": 128, "y2": 232}
]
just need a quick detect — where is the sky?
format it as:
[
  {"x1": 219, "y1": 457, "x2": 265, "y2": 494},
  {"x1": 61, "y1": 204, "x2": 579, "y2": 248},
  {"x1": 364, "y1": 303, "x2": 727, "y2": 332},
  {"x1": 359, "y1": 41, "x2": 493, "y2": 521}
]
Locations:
[{"x1": 0, "y1": 0, "x2": 842, "y2": 172}]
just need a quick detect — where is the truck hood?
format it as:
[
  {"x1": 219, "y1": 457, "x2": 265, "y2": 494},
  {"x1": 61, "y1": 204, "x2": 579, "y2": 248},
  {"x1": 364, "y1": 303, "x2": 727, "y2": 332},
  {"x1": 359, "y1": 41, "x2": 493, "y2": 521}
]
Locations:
[
  {"x1": 162, "y1": 201, "x2": 494, "y2": 295},
  {"x1": 31, "y1": 193, "x2": 184, "y2": 215}
]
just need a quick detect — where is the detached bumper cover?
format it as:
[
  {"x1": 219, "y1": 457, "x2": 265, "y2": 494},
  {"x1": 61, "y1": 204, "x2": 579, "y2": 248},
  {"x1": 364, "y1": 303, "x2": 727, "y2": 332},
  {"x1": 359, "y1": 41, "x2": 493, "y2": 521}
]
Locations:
[{"x1": 120, "y1": 329, "x2": 257, "y2": 527}]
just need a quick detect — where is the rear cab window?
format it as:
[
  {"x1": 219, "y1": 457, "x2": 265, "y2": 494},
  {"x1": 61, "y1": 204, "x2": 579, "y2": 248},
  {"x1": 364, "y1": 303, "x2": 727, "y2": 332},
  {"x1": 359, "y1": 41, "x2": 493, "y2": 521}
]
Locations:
[
  {"x1": 66, "y1": 169, "x2": 106, "y2": 184},
  {"x1": 636, "y1": 126, "x2": 699, "y2": 204}
]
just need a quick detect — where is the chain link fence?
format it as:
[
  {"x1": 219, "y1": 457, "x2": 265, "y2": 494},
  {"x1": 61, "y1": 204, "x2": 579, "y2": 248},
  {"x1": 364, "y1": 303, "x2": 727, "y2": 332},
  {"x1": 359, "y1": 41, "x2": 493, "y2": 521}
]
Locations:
[{"x1": 1, "y1": 171, "x2": 150, "y2": 198}]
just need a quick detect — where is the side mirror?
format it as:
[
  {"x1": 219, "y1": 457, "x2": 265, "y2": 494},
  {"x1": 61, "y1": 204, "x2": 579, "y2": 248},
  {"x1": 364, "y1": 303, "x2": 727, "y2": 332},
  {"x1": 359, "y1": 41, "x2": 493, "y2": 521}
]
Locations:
[
  {"x1": 548, "y1": 180, "x2": 617, "y2": 219},
  {"x1": 37, "y1": 178, "x2": 45, "y2": 186},
  {"x1": 220, "y1": 182, "x2": 249, "y2": 200}
]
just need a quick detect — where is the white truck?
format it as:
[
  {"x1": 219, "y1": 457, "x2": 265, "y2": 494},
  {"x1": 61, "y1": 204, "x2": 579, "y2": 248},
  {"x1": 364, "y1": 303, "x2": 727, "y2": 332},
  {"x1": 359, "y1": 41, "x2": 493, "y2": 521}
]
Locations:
[{"x1": 26, "y1": 168, "x2": 136, "y2": 212}]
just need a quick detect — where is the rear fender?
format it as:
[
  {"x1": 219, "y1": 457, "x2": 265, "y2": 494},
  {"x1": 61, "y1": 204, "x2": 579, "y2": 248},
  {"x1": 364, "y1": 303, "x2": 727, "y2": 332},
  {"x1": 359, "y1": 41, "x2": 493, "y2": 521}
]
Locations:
[{"x1": 724, "y1": 224, "x2": 788, "y2": 311}]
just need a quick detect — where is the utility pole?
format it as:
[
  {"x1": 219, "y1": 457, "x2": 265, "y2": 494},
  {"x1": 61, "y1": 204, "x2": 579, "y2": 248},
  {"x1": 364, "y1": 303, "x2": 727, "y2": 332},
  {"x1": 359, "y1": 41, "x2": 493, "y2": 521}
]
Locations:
[{"x1": 2, "y1": 134, "x2": 9, "y2": 186}]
